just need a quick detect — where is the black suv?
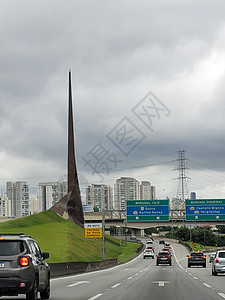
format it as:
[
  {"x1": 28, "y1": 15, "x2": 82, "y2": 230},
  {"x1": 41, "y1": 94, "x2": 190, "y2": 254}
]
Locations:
[
  {"x1": 187, "y1": 251, "x2": 206, "y2": 268},
  {"x1": 0, "y1": 233, "x2": 50, "y2": 299},
  {"x1": 156, "y1": 251, "x2": 172, "y2": 266}
]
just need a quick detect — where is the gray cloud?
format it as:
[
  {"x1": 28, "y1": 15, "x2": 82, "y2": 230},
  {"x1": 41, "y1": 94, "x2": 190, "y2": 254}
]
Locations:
[{"x1": 1, "y1": 0, "x2": 225, "y2": 198}]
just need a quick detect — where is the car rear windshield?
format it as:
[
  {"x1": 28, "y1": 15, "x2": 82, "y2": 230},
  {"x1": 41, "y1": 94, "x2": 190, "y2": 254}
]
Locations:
[
  {"x1": 191, "y1": 252, "x2": 204, "y2": 256},
  {"x1": 159, "y1": 252, "x2": 170, "y2": 256},
  {"x1": 0, "y1": 241, "x2": 25, "y2": 256},
  {"x1": 218, "y1": 252, "x2": 225, "y2": 258}
]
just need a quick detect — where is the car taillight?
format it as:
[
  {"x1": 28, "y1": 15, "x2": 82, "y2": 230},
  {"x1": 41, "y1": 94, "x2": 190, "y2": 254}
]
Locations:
[
  {"x1": 19, "y1": 257, "x2": 29, "y2": 267},
  {"x1": 216, "y1": 258, "x2": 219, "y2": 263},
  {"x1": 203, "y1": 256, "x2": 206, "y2": 259},
  {"x1": 168, "y1": 255, "x2": 171, "y2": 258},
  {"x1": 189, "y1": 256, "x2": 192, "y2": 259},
  {"x1": 157, "y1": 255, "x2": 160, "y2": 258}
]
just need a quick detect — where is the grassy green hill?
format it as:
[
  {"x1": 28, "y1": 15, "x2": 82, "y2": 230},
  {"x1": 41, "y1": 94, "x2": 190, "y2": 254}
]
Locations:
[{"x1": 0, "y1": 210, "x2": 140, "y2": 263}]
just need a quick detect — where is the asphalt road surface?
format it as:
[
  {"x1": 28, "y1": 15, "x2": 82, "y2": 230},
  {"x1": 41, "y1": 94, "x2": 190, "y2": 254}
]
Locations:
[{"x1": 2, "y1": 240, "x2": 225, "y2": 300}]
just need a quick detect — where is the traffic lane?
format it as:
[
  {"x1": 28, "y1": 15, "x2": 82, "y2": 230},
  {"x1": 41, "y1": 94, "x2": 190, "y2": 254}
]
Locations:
[
  {"x1": 172, "y1": 242, "x2": 225, "y2": 299},
  {"x1": 50, "y1": 251, "x2": 157, "y2": 300},
  {"x1": 177, "y1": 251, "x2": 225, "y2": 297},
  {"x1": 94, "y1": 257, "x2": 221, "y2": 300}
]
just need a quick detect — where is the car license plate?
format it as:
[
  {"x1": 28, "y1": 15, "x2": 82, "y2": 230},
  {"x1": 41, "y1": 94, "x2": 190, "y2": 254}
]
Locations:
[{"x1": 0, "y1": 262, "x2": 4, "y2": 268}]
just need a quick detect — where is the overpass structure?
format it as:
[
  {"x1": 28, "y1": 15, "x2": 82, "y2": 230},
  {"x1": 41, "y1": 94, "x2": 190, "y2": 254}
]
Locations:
[{"x1": 84, "y1": 209, "x2": 225, "y2": 237}]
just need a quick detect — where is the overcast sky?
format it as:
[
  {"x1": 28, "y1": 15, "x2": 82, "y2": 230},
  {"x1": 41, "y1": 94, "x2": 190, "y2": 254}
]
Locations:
[{"x1": 1, "y1": 0, "x2": 225, "y2": 201}]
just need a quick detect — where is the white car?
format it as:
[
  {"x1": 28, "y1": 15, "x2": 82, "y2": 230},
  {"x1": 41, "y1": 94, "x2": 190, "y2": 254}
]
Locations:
[
  {"x1": 146, "y1": 240, "x2": 153, "y2": 245},
  {"x1": 143, "y1": 249, "x2": 154, "y2": 259}
]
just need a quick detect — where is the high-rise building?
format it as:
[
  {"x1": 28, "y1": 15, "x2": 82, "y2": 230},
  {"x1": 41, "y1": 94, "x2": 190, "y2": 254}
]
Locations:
[
  {"x1": 190, "y1": 192, "x2": 196, "y2": 200},
  {"x1": 86, "y1": 184, "x2": 113, "y2": 211},
  {"x1": 0, "y1": 194, "x2": 11, "y2": 217},
  {"x1": 140, "y1": 181, "x2": 156, "y2": 200},
  {"x1": 6, "y1": 181, "x2": 29, "y2": 217},
  {"x1": 114, "y1": 177, "x2": 140, "y2": 210},
  {"x1": 29, "y1": 198, "x2": 39, "y2": 215},
  {"x1": 37, "y1": 181, "x2": 67, "y2": 212}
]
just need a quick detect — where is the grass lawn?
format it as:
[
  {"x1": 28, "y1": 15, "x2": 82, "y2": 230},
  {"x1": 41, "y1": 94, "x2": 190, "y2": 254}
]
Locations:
[{"x1": 0, "y1": 210, "x2": 140, "y2": 263}]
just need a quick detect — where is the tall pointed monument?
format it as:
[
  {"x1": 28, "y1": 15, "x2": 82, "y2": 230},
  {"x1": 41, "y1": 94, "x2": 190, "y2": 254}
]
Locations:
[{"x1": 50, "y1": 70, "x2": 84, "y2": 228}]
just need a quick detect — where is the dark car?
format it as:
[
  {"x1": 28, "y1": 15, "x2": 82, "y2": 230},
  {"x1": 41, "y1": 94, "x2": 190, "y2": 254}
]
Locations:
[
  {"x1": 163, "y1": 247, "x2": 171, "y2": 253},
  {"x1": 0, "y1": 233, "x2": 50, "y2": 299},
  {"x1": 156, "y1": 251, "x2": 172, "y2": 266},
  {"x1": 187, "y1": 251, "x2": 206, "y2": 268},
  {"x1": 159, "y1": 240, "x2": 165, "y2": 244}
]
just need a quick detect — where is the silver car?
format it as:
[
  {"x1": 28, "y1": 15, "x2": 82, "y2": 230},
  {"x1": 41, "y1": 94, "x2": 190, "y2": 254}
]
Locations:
[{"x1": 212, "y1": 250, "x2": 225, "y2": 275}]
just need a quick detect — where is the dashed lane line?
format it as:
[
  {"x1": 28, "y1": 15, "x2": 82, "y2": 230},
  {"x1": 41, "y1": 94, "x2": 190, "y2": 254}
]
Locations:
[
  {"x1": 88, "y1": 294, "x2": 103, "y2": 300},
  {"x1": 203, "y1": 283, "x2": 212, "y2": 288},
  {"x1": 67, "y1": 281, "x2": 90, "y2": 287},
  {"x1": 218, "y1": 293, "x2": 225, "y2": 299},
  {"x1": 111, "y1": 283, "x2": 121, "y2": 289}
]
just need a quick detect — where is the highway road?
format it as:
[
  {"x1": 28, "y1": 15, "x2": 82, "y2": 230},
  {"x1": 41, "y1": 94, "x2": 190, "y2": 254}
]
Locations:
[{"x1": 3, "y1": 240, "x2": 225, "y2": 299}]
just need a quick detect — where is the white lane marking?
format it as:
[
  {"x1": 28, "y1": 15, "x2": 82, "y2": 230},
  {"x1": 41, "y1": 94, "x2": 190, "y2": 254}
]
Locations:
[
  {"x1": 52, "y1": 250, "x2": 144, "y2": 281},
  {"x1": 171, "y1": 245, "x2": 183, "y2": 269},
  {"x1": 193, "y1": 277, "x2": 198, "y2": 280},
  {"x1": 67, "y1": 281, "x2": 90, "y2": 287},
  {"x1": 111, "y1": 283, "x2": 121, "y2": 288},
  {"x1": 128, "y1": 276, "x2": 133, "y2": 279},
  {"x1": 88, "y1": 294, "x2": 103, "y2": 300},
  {"x1": 135, "y1": 273, "x2": 139, "y2": 276},
  {"x1": 203, "y1": 283, "x2": 212, "y2": 288},
  {"x1": 153, "y1": 281, "x2": 171, "y2": 287},
  {"x1": 218, "y1": 293, "x2": 225, "y2": 299}
]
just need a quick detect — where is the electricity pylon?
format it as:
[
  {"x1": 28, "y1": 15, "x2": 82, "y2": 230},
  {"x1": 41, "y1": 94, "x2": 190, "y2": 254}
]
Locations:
[{"x1": 175, "y1": 150, "x2": 190, "y2": 208}]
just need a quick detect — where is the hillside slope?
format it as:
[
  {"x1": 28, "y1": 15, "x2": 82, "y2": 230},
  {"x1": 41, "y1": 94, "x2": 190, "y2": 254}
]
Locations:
[{"x1": 0, "y1": 210, "x2": 139, "y2": 263}]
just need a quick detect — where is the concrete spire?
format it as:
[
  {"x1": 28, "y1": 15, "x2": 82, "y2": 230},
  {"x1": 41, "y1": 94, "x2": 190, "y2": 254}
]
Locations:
[{"x1": 50, "y1": 70, "x2": 84, "y2": 228}]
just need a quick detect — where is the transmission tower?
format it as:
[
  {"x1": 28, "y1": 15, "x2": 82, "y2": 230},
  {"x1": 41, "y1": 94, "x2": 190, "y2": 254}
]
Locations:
[{"x1": 175, "y1": 150, "x2": 190, "y2": 207}]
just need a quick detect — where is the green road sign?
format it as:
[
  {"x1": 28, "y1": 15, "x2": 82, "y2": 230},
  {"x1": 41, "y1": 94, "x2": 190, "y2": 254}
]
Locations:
[
  {"x1": 185, "y1": 199, "x2": 225, "y2": 221},
  {"x1": 126, "y1": 199, "x2": 169, "y2": 222}
]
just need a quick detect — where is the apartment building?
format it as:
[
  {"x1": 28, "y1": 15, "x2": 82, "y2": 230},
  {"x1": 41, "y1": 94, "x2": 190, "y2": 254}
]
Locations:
[
  {"x1": 0, "y1": 194, "x2": 11, "y2": 217},
  {"x1": 6, "y1": 181, "x2": 29, "y2": 217},
  {"x1": 86, "y1": 184, "x2": 113, "y2": 211},
  {"x1": 37, "y1": 181, "x2": 67, "y2": 212},
  {"x1": 114, "y1": 177, "x2": 141, "y2": 210}
]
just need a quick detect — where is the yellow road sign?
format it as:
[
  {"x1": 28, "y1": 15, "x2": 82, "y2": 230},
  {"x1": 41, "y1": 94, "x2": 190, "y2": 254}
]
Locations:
[{"x1": 84, "y1": 223, "x2": 102, "y2": 238}]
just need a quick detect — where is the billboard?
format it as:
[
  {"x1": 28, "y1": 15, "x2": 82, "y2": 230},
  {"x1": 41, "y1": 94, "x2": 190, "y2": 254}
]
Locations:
[
  {"x1": 126, "y1": 200, "x2": 169, "y2": 222},
  {"x1": 185, "y1": 199, "x2": 225, "y2": 221}
]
